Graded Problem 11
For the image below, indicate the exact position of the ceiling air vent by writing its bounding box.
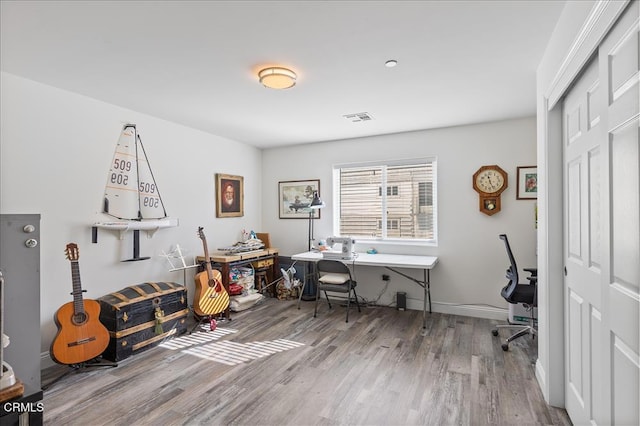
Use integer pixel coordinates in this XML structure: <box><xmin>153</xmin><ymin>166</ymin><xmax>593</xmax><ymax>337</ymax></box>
<box><xmin>343</xmin><ymin>112</ymin><xmax>373</xmax><ymax>122</ymax></box>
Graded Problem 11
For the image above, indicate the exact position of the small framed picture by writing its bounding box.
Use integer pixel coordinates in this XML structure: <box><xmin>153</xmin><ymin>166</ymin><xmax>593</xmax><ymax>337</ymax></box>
<box><xmin>216</xmin><ymin>174</ymin><xmax>244</xmax><ymax>217</ymax></box>
<box><xmin>279</xmin><ymin>179</ymin><xmax>321</xmax><ymax>219</ymax></box>
<box><xmin>517</xmin><ymin>166</ymin><xmax>537</xmax><ymax>199</ymax></box>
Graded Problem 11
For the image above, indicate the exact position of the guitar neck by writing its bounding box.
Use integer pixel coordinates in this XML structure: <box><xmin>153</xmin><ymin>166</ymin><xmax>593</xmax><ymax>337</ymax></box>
<box><xmin>70</xmin><ymin>260</ymin><xmax>86</xmax><ymax>315</ymax></box>
<box><xmin>202</xmin><ymin>237</ymin><xmax>214</xmax><ymax>281</ymax></box>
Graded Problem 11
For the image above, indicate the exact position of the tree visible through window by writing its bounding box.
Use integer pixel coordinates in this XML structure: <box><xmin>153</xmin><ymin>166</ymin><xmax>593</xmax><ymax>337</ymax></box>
<box><xmin>334</xmin><ymin>159</ymin><xmax>437</xmax><ymax>241</ymax></box>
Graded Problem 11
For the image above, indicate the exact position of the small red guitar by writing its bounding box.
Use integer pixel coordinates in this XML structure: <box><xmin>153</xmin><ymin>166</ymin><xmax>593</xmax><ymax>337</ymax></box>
<box><xmin>193</xmin><ymin>227</ymin><xmax>230</xmax><ymax>328</ymax></box>
<box><xmin>50</xmin><ymin>243</ymin><xmax>110</xmax><ymax>365</ymax></box>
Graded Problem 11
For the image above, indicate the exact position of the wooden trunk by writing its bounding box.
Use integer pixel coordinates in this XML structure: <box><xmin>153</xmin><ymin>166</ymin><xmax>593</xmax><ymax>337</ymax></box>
<box><xmin>98</xmin><ymin>282</ymin><xmax>188</xmax><ymax>362</ymax></box>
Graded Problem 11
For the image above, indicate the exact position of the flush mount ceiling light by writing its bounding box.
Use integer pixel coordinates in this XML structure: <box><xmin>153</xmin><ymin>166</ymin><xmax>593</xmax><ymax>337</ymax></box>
<box><xmin>258</xmin><ymin>67</ymin><xmax>297</xmax><ymax>89</ymax></box>
<box><xmin>385</xmin><ymin>59</ymin><xmax>398</xmax><ymax>68</ymax></box>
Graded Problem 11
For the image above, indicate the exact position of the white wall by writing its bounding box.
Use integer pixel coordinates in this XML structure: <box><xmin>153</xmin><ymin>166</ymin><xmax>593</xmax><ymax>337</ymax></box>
<box><xmin>0</xmin><ymin>72</ymin><xmax>263</xmax><ymax>366</ymax></box>
<box><xmin>1</xmin><ymin>72</ymin><xmax>539</xmax><ymax>369</ymax></box>
<box><xmin>262</xmin><ymin>117</ymin><xmax>538</xmax><ymax>316</ymax></box>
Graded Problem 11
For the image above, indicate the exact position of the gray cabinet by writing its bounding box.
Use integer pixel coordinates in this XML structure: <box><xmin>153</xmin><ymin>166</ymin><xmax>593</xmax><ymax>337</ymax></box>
<box><xmin>1</xmin><ymin>214</ymin><xmax>41</xmax><ymax>390</ymax></box>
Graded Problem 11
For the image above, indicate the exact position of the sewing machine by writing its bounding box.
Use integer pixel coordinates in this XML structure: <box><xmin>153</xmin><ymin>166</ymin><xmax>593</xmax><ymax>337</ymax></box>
<box><xmin>322</xmin><ymin>236</ymin><xmax>355</xmax><ymax>260</ymax></box>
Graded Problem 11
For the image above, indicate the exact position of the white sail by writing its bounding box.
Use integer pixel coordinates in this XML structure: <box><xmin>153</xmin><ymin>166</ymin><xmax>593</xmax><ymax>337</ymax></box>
<box><xmin>94</xmin><ymin>124</ymin><xmax>177</xmax><ymax>244</ymax></box>
<box><xmin>103</xmin><ymin>124</ymin><xmax>166</xmax><ymax>220</ymax></box>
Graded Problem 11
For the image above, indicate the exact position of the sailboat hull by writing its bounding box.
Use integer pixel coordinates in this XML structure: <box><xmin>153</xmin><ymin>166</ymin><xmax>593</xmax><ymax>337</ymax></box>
<box><xmin>93</xmin><ymin>218</ymin><xmax>178</xmax><ymax>232</ymax></box>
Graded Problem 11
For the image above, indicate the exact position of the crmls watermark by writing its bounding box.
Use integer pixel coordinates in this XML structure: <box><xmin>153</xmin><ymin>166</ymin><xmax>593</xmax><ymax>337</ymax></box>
<box><xmin>3</xmin><ymin>401</ymin><xmax>44</xmax><ymax>413</ymax></box>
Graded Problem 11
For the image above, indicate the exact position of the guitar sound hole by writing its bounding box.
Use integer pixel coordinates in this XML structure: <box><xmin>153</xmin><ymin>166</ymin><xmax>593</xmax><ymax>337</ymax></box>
<box><xmin>72</xmin><ymin>312</ymin><xmax>88</xmax><ymax>325</ymax></box>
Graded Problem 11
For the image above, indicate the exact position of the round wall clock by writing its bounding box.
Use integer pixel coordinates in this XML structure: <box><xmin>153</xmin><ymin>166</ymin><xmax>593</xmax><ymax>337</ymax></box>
<box><xmin>473</xmin><ymin>165</ymin><xmax>508</xmax><ymax>216</ymax></box>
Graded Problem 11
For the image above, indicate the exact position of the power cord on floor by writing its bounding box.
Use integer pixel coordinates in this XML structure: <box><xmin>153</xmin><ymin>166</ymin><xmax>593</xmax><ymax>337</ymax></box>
<box><xmin>346</xmin><ymin>261</ymin><xmax>394</xmax><ymax>308</ymax></box>
<box><xmin>342</xmin><ymin>262</ymin><xmax>506</xmax><ymax>311</ymax></box>
<box><xmin>368</xmin><ymin>276</ymin><xmax>390</xmax><ymax>306</ymax></box>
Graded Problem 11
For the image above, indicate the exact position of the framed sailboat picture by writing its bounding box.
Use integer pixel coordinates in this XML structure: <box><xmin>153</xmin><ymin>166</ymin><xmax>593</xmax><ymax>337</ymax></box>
<box><xmin>278</xmin><ymin>179</ymin><xmax>320</xmax><ymax>219</ymax></box>
<box><xmin>216</xmin><ymin>174</ymin><xmax>244</xmax><ymax>217</ymax></box>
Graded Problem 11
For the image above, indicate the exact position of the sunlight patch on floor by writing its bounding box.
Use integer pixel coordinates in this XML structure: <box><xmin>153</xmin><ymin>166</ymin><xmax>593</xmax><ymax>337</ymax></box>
<box><xmin>184</xmin><ymin>338</ymin><xmax>304</xmax><ymax>366</ymax></box>
<box><xmin>158</xmin><ymin>326</ymin><xmax>305</xmax><ymax>365</ymax></box>
<box><xmin>158</xmin><ymin>327</ymin><xmax>238</xmax><ymax>349</ymax></box>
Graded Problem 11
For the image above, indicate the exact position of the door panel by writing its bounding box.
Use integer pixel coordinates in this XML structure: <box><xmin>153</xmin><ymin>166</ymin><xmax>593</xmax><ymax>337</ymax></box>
<box><xmin>567</xmin><ymin>289</ymin><xmax>585</xmax><ymax>404</ymax></box>
<box><xmin>563</xmin><ymin>55</ymin><xmax>600</xmax><ymax>424</ymax></box>
<box><xmin>610</xmin><ymin>121</ymin><xmax>639</xmax><ymax>293</ymax></box>
<box><xmin>612</xmin><ymin>335</ymin><xmax>640</xmax><ymax>425</ymax></box>
<box><xmin>602</xmin><ymin>3</ymin><xmax>639</xmax><ymax>424</ymax></box>
<box><xmin>563</xmin><ymin>2</ymin><xmax>639</xmax><ymax>424</ymax></box>
<box><xmin>590</xmin><ymin>307</ymin><xmax>604</xmax><ymax>422</ymax></box>
<box><xmin>567</xmin><ymin>159</ymin><xmax>582</xmax><ymax>260</ymax></box>
<box><xmin>588</xmin><ymin>147</ymin><xmax>602</xmax><ymax>269</ymax></box>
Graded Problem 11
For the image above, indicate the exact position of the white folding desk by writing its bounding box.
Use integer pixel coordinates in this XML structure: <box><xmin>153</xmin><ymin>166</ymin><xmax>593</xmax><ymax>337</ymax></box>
<box><xmin>291</xmin><ymin>251</ymin><xmax>439</xmax><ymax>329</ymax></box>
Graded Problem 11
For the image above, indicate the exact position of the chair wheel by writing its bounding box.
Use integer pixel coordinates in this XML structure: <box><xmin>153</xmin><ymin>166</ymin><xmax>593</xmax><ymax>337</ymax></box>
<box><xmin>501</xmin><ymin>343</ymin><xmax>509</xmax><ymax>351</ymax></box>
<box><xmin>492</xmin><ymin>329</ymin><xmax>499</xmax><ymax>336</ymax></box>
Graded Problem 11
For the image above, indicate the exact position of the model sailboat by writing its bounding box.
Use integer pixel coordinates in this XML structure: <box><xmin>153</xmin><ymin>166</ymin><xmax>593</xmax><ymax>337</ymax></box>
<box><xmin>93</xmin><ymin>124</ymin><xmax>178</xmax><ymax>261</ymax></box>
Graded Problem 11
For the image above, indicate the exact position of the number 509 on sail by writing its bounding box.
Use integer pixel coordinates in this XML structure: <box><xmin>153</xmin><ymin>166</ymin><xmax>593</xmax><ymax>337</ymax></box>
<box><xmin>143</xmin><ymin>196</ymin><xmax>159</xmax><ymax>208</ymax></box>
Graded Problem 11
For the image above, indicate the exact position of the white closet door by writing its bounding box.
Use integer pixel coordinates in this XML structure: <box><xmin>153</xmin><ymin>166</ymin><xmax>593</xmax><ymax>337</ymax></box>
<box><xmin>563</xmin><ymin>1</ymin><xmax>639</xmax><ymax>424</ymax></box>
<box><xmin>563</xmin><ymin>53</ymin><xmax>603</xmax><ymax>426</ymax></box>
<box><xmin>599</xmin><ymin>1</ymin><xmax>640</xmax><ymax>423</ymax></box>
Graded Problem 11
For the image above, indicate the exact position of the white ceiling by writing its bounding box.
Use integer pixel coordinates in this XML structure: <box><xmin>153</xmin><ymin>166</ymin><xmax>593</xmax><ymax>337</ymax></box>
<box><xmin>0</xmin><ymin>1</ymin><xmax>566</xmax><ymax>148</ymax></box>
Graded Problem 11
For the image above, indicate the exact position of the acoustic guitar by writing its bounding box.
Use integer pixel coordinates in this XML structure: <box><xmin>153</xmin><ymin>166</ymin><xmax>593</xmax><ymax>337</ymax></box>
<box><xmin>193</xmin><ymin>227</ymin><xmax>230</xmax><ymax>320</ymax></box>
<box><xmin>50</xmin><ymin>243</ymin><xmax>110</xmax><ymax>365</ymax></box>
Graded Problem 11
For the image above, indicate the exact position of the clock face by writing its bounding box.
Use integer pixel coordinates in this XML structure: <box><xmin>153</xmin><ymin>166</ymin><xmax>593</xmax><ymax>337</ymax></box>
<box><xmin>475</xmin><ymin>169</ymin><xmax>505</xmax><ymax>194</ymax></box>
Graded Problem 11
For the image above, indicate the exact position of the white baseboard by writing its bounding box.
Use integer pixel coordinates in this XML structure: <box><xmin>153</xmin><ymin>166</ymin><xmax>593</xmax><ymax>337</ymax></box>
<box><xmin>407</xmin><ymin>299</ymin><xmax>508</xmax><ymax>321</ymax></box>
<box><xmin>41</xmin><ymin>351</ymin><xmax>57</xmax><ymax>370</ymax></box>
<box><xmin>535</xmin><ymin>358</ymin><xmax>548</xmax><ymax>402</ymax></box>
<box><xmin>323</xmin><ymin>293</ymin><xmax>508</xmax><ymax>321</ymax></box>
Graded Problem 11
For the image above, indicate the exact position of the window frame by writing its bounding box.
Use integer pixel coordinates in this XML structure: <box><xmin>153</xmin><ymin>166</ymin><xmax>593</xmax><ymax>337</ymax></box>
<box><xmin>332</xmin><ymin>157</ymin><xmax>438</xmax><ymax>245</ymax></box>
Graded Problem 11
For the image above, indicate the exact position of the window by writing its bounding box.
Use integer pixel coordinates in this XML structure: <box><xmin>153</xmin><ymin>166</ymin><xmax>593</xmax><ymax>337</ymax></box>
<box><xmin>379</xmin><ymin>186</ymin><xmax>399</xmax><ymax>196</ymax></box>
<box><xmin>377</xmin><ymin>219</ymin><xmax>400</xmax><ymax>230</ymax></box>
<box><xmin>334</xmin><ymin>158</ymin><xmax>437</xmax><ymax>242</ymax></box>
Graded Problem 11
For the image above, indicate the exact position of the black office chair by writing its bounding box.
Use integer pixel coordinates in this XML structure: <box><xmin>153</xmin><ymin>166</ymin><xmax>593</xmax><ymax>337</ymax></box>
<box><xmin>491</xmin><ymin>234</ymin><xmax>538</xmax><ymax>351</ymax></box>
<box><xmin>314</xmin><ymin>260</ymin><xmax>361</xmax><ymax>323</ymax></box>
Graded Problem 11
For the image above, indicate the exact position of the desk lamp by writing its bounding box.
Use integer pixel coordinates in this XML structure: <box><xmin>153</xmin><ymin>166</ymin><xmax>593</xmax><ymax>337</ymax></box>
<box><xmin>308</xmin><ymin>191</ymin><xmax>325</xmax><ymax>251</ymax></box>
<box><xmin>302</xmin><ymin>192</ymin><xmax>325</xmax><ymax>301</ymax></box>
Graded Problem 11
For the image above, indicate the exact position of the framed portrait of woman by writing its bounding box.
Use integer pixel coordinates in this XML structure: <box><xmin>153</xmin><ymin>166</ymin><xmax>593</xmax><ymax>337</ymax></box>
<box><xmin>216</xmin><ymin>174</ymin><xmax>244</xmax><ymax>217</ymax></box>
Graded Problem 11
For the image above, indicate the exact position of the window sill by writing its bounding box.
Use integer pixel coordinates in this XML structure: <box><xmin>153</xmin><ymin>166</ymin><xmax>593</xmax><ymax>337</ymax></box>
<box><xmin>353</xmin><ymin>238</ymin><xmax>437</xmax><ymax>255</ymax></box>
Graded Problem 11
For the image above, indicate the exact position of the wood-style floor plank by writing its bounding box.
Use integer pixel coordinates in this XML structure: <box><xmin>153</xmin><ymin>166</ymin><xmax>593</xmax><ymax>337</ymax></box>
<box><xmin>42</xmin><ymin>297</ymin><xmax>571</xmax><ymax>425</ymax></box>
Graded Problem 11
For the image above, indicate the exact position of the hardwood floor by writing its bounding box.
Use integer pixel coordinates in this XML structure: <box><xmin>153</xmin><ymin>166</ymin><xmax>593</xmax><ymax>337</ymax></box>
<box><xmin>42</xmin><ymin>297</ymin><xmax>571</xmax><ymax>425</ymax></box>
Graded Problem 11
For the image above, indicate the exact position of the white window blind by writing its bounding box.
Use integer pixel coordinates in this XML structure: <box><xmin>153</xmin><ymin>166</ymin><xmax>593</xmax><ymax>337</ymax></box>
<box><xmin>334</xmin><ymin>159</ymin><xmax>437</xmax><ymax>241</ymax></box>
